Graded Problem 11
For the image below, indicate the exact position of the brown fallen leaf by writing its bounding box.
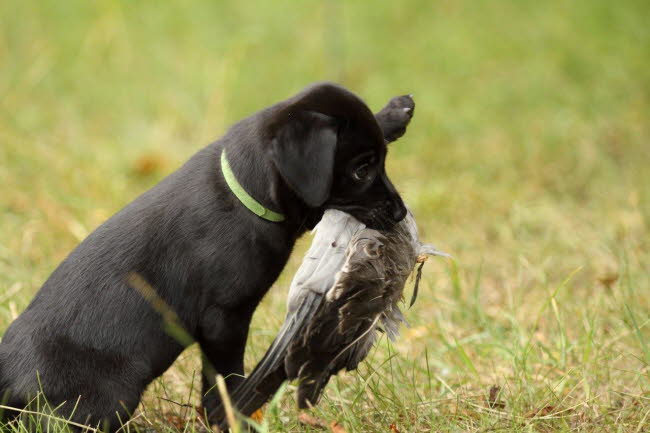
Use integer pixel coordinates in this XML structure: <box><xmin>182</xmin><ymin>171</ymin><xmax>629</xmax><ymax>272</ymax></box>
<box><xmin>194</xmin><ymin>405</ymin><xmax>206</xmax><ymax>418</ymax></box>
<box><xmin>133</xmin><ymin>152</ymin><xmax>168</xmax><ymax>176</ymax></box>
<box><xmin>487</xmin><ymin>385</ymin><xmax>505</xmax><ymax>410</ymax></box>
<box><xmin>330</xmin><ymin>421</ymin><xmax>348</xmax><ymax>433</ymax></box>
<box><xmin>526</xmin><ymin>405</ymin><xmax>556</xmax><ymax>418</ymax></box>
<box><xmin>597</xmin><ymin>271</ymin><xmax>619</xmax><ymax>289</ymax></box>
<box><xmin>165</xmin><ymin>413</ymin><xmax>186</xmax><ymax>430</ymax></box>
<box><xmin>298</xmin><ymin>412</ymin><xmax>327</xmax><ymax>429</ymax></box>
<box><xmin>389</xmin><ymin>423</ymin><xmax>401</xmax><ymax>433</ymax></box>
<box><xmin>251</xmin><ymin>408</ymin><xmax>264</xmax><ymax>423</ymax></box>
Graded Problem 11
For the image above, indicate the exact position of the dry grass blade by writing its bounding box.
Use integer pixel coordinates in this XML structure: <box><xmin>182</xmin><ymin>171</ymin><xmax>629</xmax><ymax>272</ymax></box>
<box><xmin>0</xmin><ymin>405</ymin><xmax>99</xmax><ymax>432</ymax></box>
<box><xmin>216</xmin><ymin>375</ymin><xmax>238</xmax><ymax>433</ymax></box>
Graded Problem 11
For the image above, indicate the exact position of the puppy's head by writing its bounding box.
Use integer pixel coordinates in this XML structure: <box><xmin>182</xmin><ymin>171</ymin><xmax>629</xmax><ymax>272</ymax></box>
<box><xmin>268</xmin><ymin>83</ymin><xmax>406</xmax><ymax>229</ymax></box>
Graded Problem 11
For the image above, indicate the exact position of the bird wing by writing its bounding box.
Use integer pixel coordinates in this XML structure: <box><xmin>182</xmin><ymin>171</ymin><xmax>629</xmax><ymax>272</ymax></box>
<box><xmin>221</xmin><ymin>210</ymin><xmax>366</xmax><ymax>421</ymax></box>
<box><xmin>287</xmin><ymin>230</ymin><xmax>391</xmax><ymax>407</ymax></box>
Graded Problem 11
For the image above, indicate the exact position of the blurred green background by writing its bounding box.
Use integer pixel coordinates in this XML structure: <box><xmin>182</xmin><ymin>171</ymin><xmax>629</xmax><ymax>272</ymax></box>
<box><xmin>1</xmin><ymin>0</ymin><xmax>649</xmax><ymax>431</ymax></box>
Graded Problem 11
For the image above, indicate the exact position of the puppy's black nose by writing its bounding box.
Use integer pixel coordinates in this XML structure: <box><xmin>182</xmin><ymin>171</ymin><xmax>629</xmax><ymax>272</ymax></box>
<box><xmin>391</xmin><ymin>200</ymin><xmax>407</xmax><ymax>222</ymax></box>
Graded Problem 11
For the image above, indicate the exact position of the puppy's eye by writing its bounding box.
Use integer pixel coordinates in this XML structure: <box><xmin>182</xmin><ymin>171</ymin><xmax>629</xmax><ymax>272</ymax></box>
<box><xmin>352</xmin><ymin>163</ymin><xmax>370</xmax><ymax>181</ymax></box>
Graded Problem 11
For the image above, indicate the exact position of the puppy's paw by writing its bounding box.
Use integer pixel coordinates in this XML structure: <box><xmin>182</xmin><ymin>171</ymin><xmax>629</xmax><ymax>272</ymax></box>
<box><xmin>375</xmin><ymin>95</ymin><xmax>415</xmax><ymax>143</ymax></box>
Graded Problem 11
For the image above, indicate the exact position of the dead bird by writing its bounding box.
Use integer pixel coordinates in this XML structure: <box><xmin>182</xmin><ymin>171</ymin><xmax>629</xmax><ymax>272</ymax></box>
<box><xmin>215</xmin><ymin>208</ymin><xmax>448</xmax><ymax>427</ymax></box>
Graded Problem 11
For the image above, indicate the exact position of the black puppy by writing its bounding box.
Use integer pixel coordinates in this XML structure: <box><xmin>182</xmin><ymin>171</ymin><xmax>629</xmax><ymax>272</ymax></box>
<box><xmin>0</xmin><ymin>83</ymin><xmax>414</xmax><ymax>431</ymax></box>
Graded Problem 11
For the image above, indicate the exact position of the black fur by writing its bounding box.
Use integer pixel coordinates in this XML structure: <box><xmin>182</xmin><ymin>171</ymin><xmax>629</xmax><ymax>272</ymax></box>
<box><xmin>0</xmin><ymin>83</ymin><xmax>413</xmax><ymax>431</ymax></box>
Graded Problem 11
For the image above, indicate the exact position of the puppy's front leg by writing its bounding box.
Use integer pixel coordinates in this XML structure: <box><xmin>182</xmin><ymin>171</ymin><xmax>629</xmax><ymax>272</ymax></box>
<box><xmin>198</xmin><ymin>307</ymin><xmax>251</xmax><ymax>422</ymax></box>
<box><xmin>375</xmin><ymin>95</ymin><xmax>415</xmax><ymax>143</ymax></box>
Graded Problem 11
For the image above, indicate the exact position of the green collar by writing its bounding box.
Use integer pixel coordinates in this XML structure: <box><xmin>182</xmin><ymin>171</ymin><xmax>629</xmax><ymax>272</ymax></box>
<box><xmin>220</xmin><ymin>150</ymin><xmax>285</xmax><ymax>222</ymax></box>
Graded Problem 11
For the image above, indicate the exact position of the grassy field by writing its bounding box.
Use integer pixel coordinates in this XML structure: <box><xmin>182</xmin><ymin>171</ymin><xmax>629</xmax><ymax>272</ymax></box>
<box><xmin>1</xmin><ymin>0</ymin><xmax>649</xmax><ymax>431</ymax></box>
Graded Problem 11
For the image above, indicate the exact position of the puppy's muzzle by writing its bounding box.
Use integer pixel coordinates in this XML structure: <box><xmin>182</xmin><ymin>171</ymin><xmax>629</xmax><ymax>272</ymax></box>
<box><xmin>381</xmin><ymin>175</ymin><xmax>407</xmax><ymax>224</ymax></box>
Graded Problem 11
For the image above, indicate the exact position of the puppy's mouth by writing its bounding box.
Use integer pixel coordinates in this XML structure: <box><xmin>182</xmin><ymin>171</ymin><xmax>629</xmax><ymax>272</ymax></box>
<box><xmin>326</xmin><ymin>203</ymin><xmax>402</xmax><ymax>230</ymax></box>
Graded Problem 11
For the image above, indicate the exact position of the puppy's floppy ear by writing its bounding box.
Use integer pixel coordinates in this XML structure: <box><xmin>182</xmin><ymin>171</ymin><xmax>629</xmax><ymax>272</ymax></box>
<box><xmin>271</xmin><ymin>111</ymin><xmax>337</xmax><ymax>208</ymax></box>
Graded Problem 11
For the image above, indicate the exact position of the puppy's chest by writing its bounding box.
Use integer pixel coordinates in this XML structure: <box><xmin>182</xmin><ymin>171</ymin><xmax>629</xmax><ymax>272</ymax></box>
<box><xmin>195</xmin><ymin>225</ymin><xmax>294</xmax><ymax>307</ymax></box>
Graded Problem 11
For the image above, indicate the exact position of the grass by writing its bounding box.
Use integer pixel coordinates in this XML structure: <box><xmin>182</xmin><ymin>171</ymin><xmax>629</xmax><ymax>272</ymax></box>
<box><xmin>1</xmin><ymin>0</ymin><xmax>649</xmax><ymax>431</ymax></box>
